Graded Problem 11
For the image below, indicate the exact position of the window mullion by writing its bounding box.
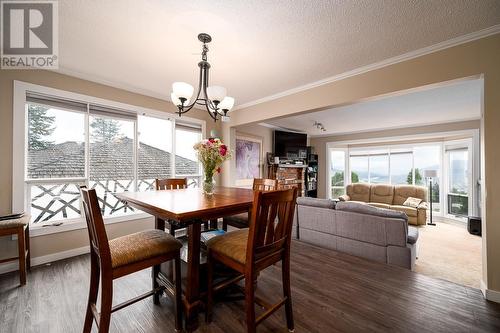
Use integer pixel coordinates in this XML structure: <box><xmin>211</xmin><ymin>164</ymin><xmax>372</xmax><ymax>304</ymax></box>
<box><xmin>85</xmin><ymin>103</ymin><xmax>90</xmax><ymax>187</ymax></box>
<box><xmin>172</xmin><ymin>118</ymin><xmax>176</xmax><ymax>177</ymax></box>
<box><xmin>133</xmin><ymin>119</ymin><xmax>138</xmax><ymax>191</ymax></box>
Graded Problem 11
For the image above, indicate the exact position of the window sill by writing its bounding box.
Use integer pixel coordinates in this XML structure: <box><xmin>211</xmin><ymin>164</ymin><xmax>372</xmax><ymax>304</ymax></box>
<box><xmin>29</xmin><ymin>212</ymin><xmax>152</xmax><ymax>237</ymax></box>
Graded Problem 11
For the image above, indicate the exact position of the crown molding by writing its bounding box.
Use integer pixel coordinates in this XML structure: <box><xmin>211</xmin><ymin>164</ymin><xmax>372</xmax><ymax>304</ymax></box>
<box><xmin>52</xmin><ymin>66</ymin><xmax>171</xmax><ymax>101</ymax></box>
<box><xmin>234</xmin><ymin>25</ymin><xmax>500</xmax><ymax>111</ymax></box>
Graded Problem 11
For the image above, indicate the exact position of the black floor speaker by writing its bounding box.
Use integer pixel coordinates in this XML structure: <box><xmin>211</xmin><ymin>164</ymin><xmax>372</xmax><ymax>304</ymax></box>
<box><xmin>467</xmin><ymin>216</ymin><xmax>482</xmax><ymax>236</ymax></box>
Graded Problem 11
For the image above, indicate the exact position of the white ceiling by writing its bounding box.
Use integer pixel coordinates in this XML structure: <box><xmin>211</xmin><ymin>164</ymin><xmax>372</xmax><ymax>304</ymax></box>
<box><xmin>263</xmin><ymin>79</ymin><xmax>482</xmax><ymax>136</ymax></box>
<box><xmin>58</xmin><ymin>1</ymin><xmax>500</xmax><ymax>106</ymax></box>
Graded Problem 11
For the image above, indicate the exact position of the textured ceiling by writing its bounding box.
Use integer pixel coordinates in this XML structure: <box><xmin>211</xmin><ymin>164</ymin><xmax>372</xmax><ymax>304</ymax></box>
<box><xmin>263</xmin><ymin>79</ymin><xmax>482</xmax><ymax>136</ymax></box>
<box><xmin>58</xmin><ymin>0</ymin><xmax>500</xmax><ymax>106</ymax></box>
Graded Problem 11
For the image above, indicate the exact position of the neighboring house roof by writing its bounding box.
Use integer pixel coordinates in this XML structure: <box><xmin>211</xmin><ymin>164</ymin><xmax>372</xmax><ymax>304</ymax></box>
<box><xmin>27</xmin><ymin>137</ymin><xmax>199</xmax><ymax>180</ymax></box>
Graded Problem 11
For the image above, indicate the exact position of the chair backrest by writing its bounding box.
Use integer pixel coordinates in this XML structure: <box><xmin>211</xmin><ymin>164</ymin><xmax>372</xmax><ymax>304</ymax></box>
<box><xmin>156</xmin><ymin>178</ymin><xmax>188</xmax><ymax>190</ymax></box>
<box><xmin>252</xmin><ymin>178</ymin><xmax>278</xmax><ymax>191</ymax></box>
<box><xmin>80</xmin><ymin>186</ymin><xmax>112</xmax><ymax>268</ymax></box>
<box><xmin>246</xmin><ymin>188</ymin><xmax>298</xmax><ymax>270</ymax></box>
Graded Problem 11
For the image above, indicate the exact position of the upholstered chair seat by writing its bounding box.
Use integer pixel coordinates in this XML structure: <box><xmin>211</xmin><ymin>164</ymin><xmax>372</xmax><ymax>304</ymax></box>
<box><xmin>206</xmin><ymin>228</ymin><xmax>249</xmax><ymax>265</ymax></box>
<box><xmin>0</xmin><ymin>215</ymin><xmax>29</xmax><ymax>228</ymax></box>
<box><xmin>222</xmin><ymin>213</ymin><xmax>249</xmax><ymax>229</ymax></box>
<box><xmin>0</xmin><ymin>214</ymin><xmax>30</xmax><ymax>285</ymax></box>
<box><xmin>109</xmin><ymin>230</ymin><xmax>183</xmax><ymax>269</ymax></box>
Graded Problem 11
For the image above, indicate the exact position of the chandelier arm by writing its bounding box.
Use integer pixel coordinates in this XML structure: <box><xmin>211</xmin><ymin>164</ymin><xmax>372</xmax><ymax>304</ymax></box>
<box><xmin>178</xmin><ymin>65</ymin><xmax>205</xmax><ymax>111</ymax></box>
<box><xmin>204</xmin><ymin>102</ymin><xmax>218</xmax><ymax>121</ymax></box>
<box><xmin>202</xmin><ymin>72</ymin><xmax>218</xmax><ymax>112</ymax></box>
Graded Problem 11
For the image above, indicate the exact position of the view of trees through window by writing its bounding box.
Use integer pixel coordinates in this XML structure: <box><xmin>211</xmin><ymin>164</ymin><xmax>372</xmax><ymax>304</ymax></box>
<box><xmin>26</xmin><ymin>101</ymin><xmax>202</xmax><ymax>224</ymax></box>
<box><xmin>330</xmin><ymin>145</ymin><xmax>442</xmax><ymax>213</ymax></box>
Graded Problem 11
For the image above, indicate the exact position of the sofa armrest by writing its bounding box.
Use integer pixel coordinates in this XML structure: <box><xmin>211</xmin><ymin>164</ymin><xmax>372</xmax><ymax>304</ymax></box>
<box><xmin>416</xmin><ymin>202</ymin><xmax>428</xmax><ymax>225</ymax></box>
<box><xmin>338</xmin><ymin>194</ymin><xmax>350</xmax><ymax>202</ymax></box>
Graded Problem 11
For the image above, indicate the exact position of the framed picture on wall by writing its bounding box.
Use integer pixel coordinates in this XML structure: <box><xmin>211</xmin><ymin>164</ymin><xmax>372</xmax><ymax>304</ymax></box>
<box><xmin>235</xmin><ymin>135</ymin><xmax>263</xmax><ymax>187</ymax></box>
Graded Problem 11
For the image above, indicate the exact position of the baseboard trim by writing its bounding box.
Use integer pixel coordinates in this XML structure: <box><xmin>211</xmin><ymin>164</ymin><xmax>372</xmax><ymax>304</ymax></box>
<box><xmin>0</xmin><ymin>245</ymin><xmax>90</xmax><ymax>276</ymax></box>
<box><xmin>480</xmin><ymin>280</ymin><xmax>500</xmax><ymax>304</ymax></box>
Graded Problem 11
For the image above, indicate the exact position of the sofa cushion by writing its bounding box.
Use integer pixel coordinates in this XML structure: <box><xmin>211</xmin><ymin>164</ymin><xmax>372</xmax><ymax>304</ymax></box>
<box><xmin>403</xmin><ymin>197</ymin><xmax>422</xmax><ymax>208</ymax></box>
<box><xmin>370</xmin><ymin>184</ymin><xmax>394</xmax><ymax>205</ymax></box>
<box><xmin>390</xmin><ymin>205</ymin><xmax>418</xmax><ymax>217</ymax></box>
<box><xmin>346</xmin><ymin>183</ymin><xmax>371</xmax><ymax>202</ymax></box>
<box><xmin>393</xmin><ymin>185</ymin><xmax>427</xmax><ymax>206</ymax></box>
<box><xmin>336</xmin><ymin>201</ymin><xmax>408</xmax><ymax>220</ymax></box>
<box><xmin>297</xmin><ymin>197</ymin><xmax>336</xmax><ymax>209</ymax></box>
<box><xmin>367</xmin><ymin>202</ymin><xmax>391</xmax><ymax>209</ymax></box>
<box><xmin>407</xmin><ymin>226</ymin><xmax>419</xmax><ymax>244</ymax></box>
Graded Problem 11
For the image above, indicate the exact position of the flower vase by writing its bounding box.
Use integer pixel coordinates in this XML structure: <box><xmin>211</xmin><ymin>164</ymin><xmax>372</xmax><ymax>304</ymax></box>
<box><xmin>202</xmin><ymin>174</ymin><xmax>215</xmax><ymax>195</ymax></box>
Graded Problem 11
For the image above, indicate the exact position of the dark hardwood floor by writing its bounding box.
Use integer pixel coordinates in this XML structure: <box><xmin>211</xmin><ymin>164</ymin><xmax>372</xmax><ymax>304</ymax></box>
<box><xmin>1</xmin><ymin>240</ymin><xmax>500</xmax><ymax>333</ymax></box>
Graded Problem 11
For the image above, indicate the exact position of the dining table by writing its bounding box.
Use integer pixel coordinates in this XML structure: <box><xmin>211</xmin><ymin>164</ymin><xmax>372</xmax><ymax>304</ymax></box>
<box><xmin>116</xmin><ymin>186</ymin><xmax>254</xmax><ymax>331</ymax></box>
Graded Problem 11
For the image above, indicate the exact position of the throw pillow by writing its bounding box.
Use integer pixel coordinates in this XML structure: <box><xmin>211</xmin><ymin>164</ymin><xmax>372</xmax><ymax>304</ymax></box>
<box><xmin>403</xmin><ymin>197</ymin><xmax>422</xmax><ymax>208</ymax></box>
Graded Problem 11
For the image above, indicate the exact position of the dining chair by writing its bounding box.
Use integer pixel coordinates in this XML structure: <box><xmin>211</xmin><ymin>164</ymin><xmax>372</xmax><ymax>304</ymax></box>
<box><xmin>222</xmin><ymin>178</ymin><xmax>278</xmax><ymax>231</ymax></box>
<box><xmin>80</xmin><ymin>187</ymin><xmax>183</xmax><ymax>333</ymax></box>
<box><xmin>206</xmin><ymin>187</ymin><xmax>298</xmax><ymax>333</ymax></box>
<box><xmin>156</xmin><ymin>178</ymin><xmax>188</xmax><ymax>191</ymax></box>
<box><xmin>156</xmin><ymin>178</ymin><xmax>209</xmax><ymax>234</ymax></box>
<box><xmin>0</xmin><ymin>214</ymin><xmax>30</xmax><ymax>285</ymax></box>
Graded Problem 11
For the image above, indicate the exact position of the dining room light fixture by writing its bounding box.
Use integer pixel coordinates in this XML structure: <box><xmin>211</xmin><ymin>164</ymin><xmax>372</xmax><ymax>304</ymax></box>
<box><xmin>170</xmin><ymin>33</ymin><xmax>234</xmax><ymax>122</ymax></box>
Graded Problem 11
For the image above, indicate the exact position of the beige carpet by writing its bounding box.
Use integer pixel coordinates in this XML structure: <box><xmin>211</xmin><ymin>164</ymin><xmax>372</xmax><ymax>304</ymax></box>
<box><xmin>414</xmin><ymin>221</ymin><xmax>482</xmax><ymax>288</ymax></box>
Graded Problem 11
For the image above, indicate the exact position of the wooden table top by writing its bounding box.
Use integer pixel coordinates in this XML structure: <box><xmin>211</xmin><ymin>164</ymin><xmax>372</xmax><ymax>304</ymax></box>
<box><xmin>116</xmin><ymin>186</ymin><xmax>254</xmax><ymax>222</ymax></box>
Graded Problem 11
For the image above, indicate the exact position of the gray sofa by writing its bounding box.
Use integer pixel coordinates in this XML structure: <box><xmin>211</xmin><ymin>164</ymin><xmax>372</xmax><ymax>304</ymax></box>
<box><xmin>293</xmin><ymin>197</ymin><xmax>419</xmax><ymax>270</ymax></box>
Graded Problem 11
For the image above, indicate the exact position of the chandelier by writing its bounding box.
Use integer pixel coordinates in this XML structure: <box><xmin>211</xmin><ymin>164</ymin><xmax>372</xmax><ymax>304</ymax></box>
<box><xmin>170</xmin><ymin>33</ymin><xmax>234</xmax><ymax>122</ymax></box>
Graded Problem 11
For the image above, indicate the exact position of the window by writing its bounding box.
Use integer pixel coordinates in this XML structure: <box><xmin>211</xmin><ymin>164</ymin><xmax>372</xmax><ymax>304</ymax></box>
<box><xmin>349</xmin><ymin>152</ymin><xmax>369</xmax><ymax>183</ymax></box>
<box><xmin>414</xmin><ymin>145</ymin><xmax>441</xmax><ymax>213</ymax></box>
<box><xmin>175</xmin><ymin>123</ymin><xmax>202</xmax><ymax>187</ymax></box>
<box><xmin>89</xmin><ymin>114</ymin><xmax>136</xmax><ymax>217</ymax></box>
<box><xmin>389</xmin><ymin>150</ymin><xmax>413</xmax><ymax>185</ymax></box>
<box><xmin>26</xmin><ymin>97</ymin><xmax>87</xmax><ymax>224</ymax></box>
<box><xmin>330</xmin><ymin>150</ymin><xmax>346</xmax><ymax>198</ymax></box>
<box><xmin>368</xmin><ymin>150</ymin><xmax>389</xmax><ymax>184</ymax></box>
<box><xmin>23</xmin><ymin>91</ymin><xmax>204</xmax><ymax>226</ymax></box>
<box><xmin>447</xmin><ymin>147</ymin><xmax>469</xmax><ymax>216</ymax></box>
<box><xmin>138</xmin><ymin>115</ymin><xmax>173</xmax><ymax>191</ymax></box>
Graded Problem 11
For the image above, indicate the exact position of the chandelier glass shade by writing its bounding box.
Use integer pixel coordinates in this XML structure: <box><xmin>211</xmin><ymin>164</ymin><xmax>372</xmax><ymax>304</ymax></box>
<box><xmin>170</xmin><ymin>33</ymin><xmax>234</xmax><ymax>122</ymax></box>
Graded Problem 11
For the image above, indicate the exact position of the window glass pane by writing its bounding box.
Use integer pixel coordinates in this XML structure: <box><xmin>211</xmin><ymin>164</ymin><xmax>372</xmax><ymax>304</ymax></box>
<box><xmin>369</xmin><ymin>153</ymin><xmax>389</xmax><ymax>183</ymax></box>
<box><xmin>175</xmin><ymin>127</ymin><xmax>201</xmax><ymax>177</ymax></box>
<box><xmin>390</xmin><ymin>152</ymin><xmax>413</xmax><ymax>185</ymax></box>
<box><xmin>414</xmin><ymin>145</ymin><xmax>441</xmax><ymax>212</ymax></box>
<box><xmin>27</xmin><ymin>103</ymin><xmax>85</xmax><ymax>179</ymax></box>
<box><xmin>449</xmin><ymin>149</ymin><xmax>468</xmax><ymax>195</ymax></box>
<box><xmin>330</xmin><ymin>150</ymin><xmax>345</xmax><ymax>187</ymax></box>
<box><xmin>448</xmin><ymin>148</ymin><xmax>468</xmax><ymax>216</ymax></box>
<box><xmin>89</xmin><ymin>115</ymin><xmax>136</xmax><ymax>217</ymax></box>
<box><xmin>30</xmin><ymin>182</ymin><xmax>83</xmax><ymax>224</ymax></box>
<box><xmin>350</xmin><ymin>155</ymin><xmax>368</xmax><ymax>183</ymax></box>
<box><xmin>137</xmin><ymin>115</ymin><xmax>173</xmax><ymax>191</ymax></box>
<box><xmin>332</xmin><ymin>187</ymin><xmax>346</xmax><ymax>199</ymax></box>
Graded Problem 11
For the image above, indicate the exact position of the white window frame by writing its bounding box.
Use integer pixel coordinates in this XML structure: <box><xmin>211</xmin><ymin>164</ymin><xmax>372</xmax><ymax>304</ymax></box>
<box><xmin>13</xmin><ymin>81</ymin><xmax>206</xmax><ymax>236</ymax></box>
<box><xmin>327</xmin><ymin>147</ymin><xmax>348</xmax><ymax>199</ymax></box>
<box><xmin>443</xmin><ymin>138</ymin><xmax>474</xmax><ymax>220</ymax></box>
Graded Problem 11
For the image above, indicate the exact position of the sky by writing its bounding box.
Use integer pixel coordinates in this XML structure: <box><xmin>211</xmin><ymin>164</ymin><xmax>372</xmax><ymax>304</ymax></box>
<box><xmin>39</xmin><ymin>108</ymin><xmax>200</xmax><ymax>161</ymax></box>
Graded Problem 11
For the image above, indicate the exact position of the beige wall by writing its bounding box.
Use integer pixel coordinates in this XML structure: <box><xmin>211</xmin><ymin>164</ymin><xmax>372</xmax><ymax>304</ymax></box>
<box><xmin>234</xmin><ymin>123</ymin><xmax>274</xmax><ymax>180</ymax></box>
<box><xmin>0</xmin><ymin>69</ymin><xmax>221</xmax><ymax>264</ymax></box>
<box><xmin>311</xmin><ymin>120</ymin><xmax>480</xmax><ymax>198</ymax></box>
<box><xmin>230</xmin><ymin>34</ymin><xmax>500</xmax><ymax>293</ymax></box>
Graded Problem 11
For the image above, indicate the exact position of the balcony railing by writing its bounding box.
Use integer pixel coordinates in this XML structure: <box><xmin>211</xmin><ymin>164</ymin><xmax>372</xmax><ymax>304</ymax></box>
<box><xmin>447</xmin><ymin>193</ymin><xmax>468</xmax><ymax>216</ymax></box>
<box><xmin>29</xmin><ymin>176</ymin><xmax>201</xmax><ymax>224</ymax></box>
